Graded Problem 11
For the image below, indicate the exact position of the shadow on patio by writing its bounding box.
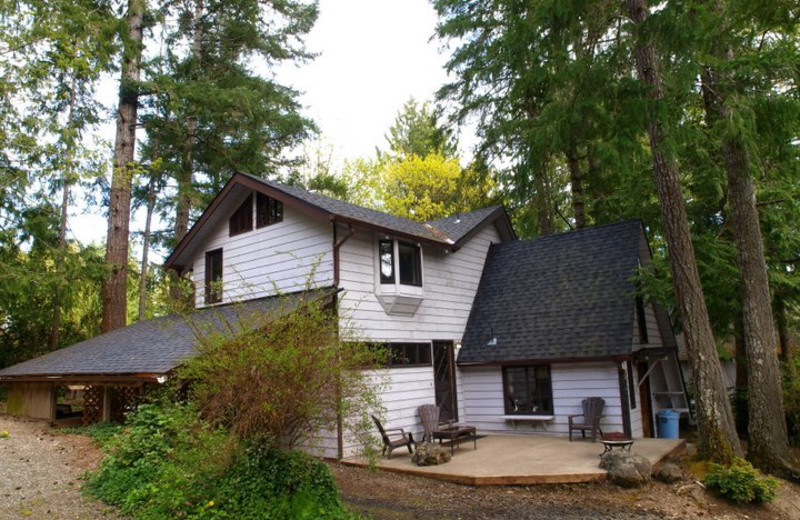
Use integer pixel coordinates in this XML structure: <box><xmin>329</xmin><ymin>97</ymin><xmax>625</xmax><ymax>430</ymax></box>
<box><xmin>342</xmin><ymin>435</ymin><xmax>686</xmax><ymax>486</ymax></box>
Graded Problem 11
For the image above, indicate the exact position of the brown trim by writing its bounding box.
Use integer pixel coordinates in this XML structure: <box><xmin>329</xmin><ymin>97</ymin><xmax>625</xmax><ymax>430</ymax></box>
<box><xmin>332</xmin><ymin>221</ymin><xmax>355</xmax><ymax>287</ymax></box>
<box><xmin>618</xmin><ymin>362</ymin><xmax>632</xmax><ymax>438</ymax></box>
<box><xmin>0</xmin><ymin>373</ymin><xmax>164</xmax><ymax>384</ymax></box>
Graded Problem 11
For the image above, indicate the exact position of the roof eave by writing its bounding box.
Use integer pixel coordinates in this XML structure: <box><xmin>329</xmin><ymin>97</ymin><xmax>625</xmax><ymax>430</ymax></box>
<box><xmin>457</xmin><ymin>353</ymin><xmax>632</xmax><ymax>367</ymax></box>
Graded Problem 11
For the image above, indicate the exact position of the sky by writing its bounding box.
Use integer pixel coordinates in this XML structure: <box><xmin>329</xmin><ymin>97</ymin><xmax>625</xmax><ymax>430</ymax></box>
<box><xmin>279</xmin><ymin>0</ymin><xmax>452</xmax><ymax>161</ymax></box>
<box><xmin>71</xmin><ymin>0</ymin><xmax>455</xmax><ymax>247</ymax></box>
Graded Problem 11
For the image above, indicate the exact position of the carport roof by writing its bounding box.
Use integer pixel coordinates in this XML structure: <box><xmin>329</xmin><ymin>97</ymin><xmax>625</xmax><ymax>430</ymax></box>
<box><xmin>0</xmin><ymin>288</ymin><xmax>335</xmax><ymax>381</ymax></box>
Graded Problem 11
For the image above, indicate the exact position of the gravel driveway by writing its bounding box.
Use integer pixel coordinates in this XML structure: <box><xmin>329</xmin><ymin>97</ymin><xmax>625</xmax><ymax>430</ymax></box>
<box><xmin>0</xmin><ymin>415</ymin><xmax>120</xmax><ymax>520</ymax></box>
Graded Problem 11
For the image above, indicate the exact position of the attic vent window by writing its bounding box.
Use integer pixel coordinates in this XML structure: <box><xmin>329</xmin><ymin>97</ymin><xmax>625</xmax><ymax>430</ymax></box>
<box><xmin>229</xmin><ymin>194</ymin><xmax>253</xmax><ymax>236</ymax></box>
<box><xmin>257</xmin><ymin>192</ymin><xmax>283</xmax><ymax>228</ymax></box>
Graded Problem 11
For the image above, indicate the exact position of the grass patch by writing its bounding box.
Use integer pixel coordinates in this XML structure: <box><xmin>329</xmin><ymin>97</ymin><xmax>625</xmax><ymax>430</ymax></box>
<box><xmin>60</xmin><ymin>422</ymin><xmax>124</xmax><ymax>446</ymax></box>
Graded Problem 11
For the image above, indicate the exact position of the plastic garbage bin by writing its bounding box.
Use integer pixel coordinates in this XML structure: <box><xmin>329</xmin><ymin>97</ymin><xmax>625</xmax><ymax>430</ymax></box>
<box><xmin>657</xmin><ymin>409</ymin><xmax>680</xmax><ymax>439</ymax></box>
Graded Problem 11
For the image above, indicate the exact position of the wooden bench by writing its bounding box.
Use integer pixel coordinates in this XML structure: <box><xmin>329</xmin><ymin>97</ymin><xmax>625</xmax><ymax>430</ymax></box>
<box><xmin>501</xmin><ymin>415</ymin><xmax>555</xmax><ymax>431</ymax></box>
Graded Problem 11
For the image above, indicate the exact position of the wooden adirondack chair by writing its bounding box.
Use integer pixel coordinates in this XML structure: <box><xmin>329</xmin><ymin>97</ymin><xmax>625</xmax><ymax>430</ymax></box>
<box><xmin>568</xmin><ymin>397</ymin><xmax>605</xmax><ymax>441</ymax></box>
<box><xmin>417</xmin><ymin>404</ymin><xmax>440</xmax><ymax>443</ymax></box>
<box><xmin>371</xmin><ymin>414</ymin><xmax>415</xmax><ymax>458</ymax></box>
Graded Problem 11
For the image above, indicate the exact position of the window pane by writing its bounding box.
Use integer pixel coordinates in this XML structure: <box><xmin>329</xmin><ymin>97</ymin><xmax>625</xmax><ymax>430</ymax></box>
<box><xmin>229</xmin><ymin>195</ymin><xmax>253</xmax><ymax>236</ymax></box>
<box><xmin>379</xmin><ymin>240</ymin><xmax>394</xmax><ymax>283</ymax></box>
<box><xmin>205</xmin><ymin>249</ymin><xmax>223</xmax><ymax>304</ymax></box>
<box><xmin>504</xmin><ymin>365</ymin><xmax>552</xmax><ymax>414</ymax></box>
<box><xmin>257</xmin><ymin>193</ymin><xmax>283</xmax><ymax>228</ymax></box>
<box><xmin>398</xmin><ymin>242</ymin><xmax>421</xmax><ymax>286</ymax></box>
<box><xmin>385</xmin><ymin>343</ymin><xmax>431</xmax><ymax>367</ymax></box>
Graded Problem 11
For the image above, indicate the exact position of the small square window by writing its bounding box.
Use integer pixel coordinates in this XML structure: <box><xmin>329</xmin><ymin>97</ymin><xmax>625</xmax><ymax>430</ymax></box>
<box><xmin>257</xmin><ymin>192</ymin><xmax>283</xmax><ymax>228</ymax></box>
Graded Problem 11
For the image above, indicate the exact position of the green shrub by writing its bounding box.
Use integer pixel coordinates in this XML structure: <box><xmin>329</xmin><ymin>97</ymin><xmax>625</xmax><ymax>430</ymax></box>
<box><xmin>87</xmin><ymin>401</ymin><xmax>356</xmax><ymax>519</ymax></box>
<box><xmin>704</xmin><ymin>457</ymin><xmax>779</xmax><ymax>504</ymax></box>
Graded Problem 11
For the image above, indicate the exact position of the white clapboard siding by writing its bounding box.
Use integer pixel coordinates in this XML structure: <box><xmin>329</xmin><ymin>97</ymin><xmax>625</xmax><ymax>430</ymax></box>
<box><xmin>191</xmin><ymin>203</ymin><xmax>334</xmax><ymax>306</ymax></box>
<box><xmin>338</xmin><ymin>224</ymin><xmax>501</xmax><ymax>342</ymax></box>
<box><xmin>629</xmin><ymin>363</ymin><xmax>644</xmax><ymax>438</ymax></box>
<box><xmin>459</xmin><ymin>362</ymin><xmax>640</xmax><ymax>437</ymax></box>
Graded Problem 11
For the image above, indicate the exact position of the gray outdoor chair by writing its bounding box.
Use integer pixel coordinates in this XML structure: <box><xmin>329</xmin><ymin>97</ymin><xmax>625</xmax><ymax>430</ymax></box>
<box><xmin>371</xmin><ymin>414</ymin><xmax>415</xmax><ymax>459</ymax></box>
<box><xmin>417</xmin><ymin>404</ymin><xmax>440</xmax><ymax>443</ymax></box>
<box><xmin>568</xmin><ymin>397</ymin><xmax>605</xmax><ymax>441</ymax></box>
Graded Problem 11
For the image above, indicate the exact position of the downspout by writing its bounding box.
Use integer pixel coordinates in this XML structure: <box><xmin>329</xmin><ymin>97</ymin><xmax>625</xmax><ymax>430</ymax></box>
<box><xmin>332</xmin><ymin>220</ymin><xmax>355</xmax><ymax>288</ymax></box>
<box><xmin>331</xmin><ymin>220</ymin><xmax>354</xmax><ymax>459</ymax></box>
<box><xmin>618</xmin><ymin>362</ymin><xmax>632</xmax><ymax>438</ymax></box>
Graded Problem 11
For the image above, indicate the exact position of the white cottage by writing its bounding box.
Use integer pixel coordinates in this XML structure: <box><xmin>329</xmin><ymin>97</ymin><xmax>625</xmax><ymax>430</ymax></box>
<box><xmin>0</xmin><ymin>172</ymin><xmax>688</xmax><ymax>458</ymax></box>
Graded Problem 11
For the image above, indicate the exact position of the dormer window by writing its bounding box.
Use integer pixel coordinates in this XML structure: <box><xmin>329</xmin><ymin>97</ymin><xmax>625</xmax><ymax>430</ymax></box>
<box><xmin>229</xmin><ymin>194</ymin><xmax>253</xmax><ymax>236</ymax></box>
<box><xmin>379</xmin><ymin>239</ymin><xmax>422</xmax><ymax>287</ymax></box>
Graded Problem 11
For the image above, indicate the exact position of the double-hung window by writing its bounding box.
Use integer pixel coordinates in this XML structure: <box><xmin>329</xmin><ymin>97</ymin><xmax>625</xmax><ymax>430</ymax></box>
<box><xmin>502</xmin><ymin>365</ymin><xmax>553</xmax><ymax>415</ymax></box>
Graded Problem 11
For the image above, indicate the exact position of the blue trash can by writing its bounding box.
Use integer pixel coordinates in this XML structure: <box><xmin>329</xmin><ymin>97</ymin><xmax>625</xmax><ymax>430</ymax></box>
<box><xmin>657</xmin><ymin>409</ymin><xmax>680</xmax><ymax>439</ymax></box>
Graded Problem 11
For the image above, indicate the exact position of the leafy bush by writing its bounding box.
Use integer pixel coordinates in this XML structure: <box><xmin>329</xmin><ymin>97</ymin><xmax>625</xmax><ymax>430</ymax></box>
<box><xmin>179</xmin><ymin>293</ymin><xmax>384</xmax><ymax>449</ymax></box>
<box><xmin>88</xmin><ymin>401</ymin><xmax>356</xmax><ymax>519</ymax></box>
<box><xmin>704</xmin><ymin>457</ymin><xmax>779</xmax><ymax>504</ymax></box>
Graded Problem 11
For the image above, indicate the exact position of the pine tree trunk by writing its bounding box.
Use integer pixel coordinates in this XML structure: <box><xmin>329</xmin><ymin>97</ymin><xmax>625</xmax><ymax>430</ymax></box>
<box><xmin>102</xmin><ymin>0</ymin><xmax>144</xmax><ymax>332</ymax></box>
<box><xmin>50</xmin><ymin>75</ymin><xmax>78</xmax><ymax>349</ymax></box>
<box><xmin>534</xmin><ymin>162</ymin><xmax>555</xmax><ymax>236</ymax></box>
<box><xmin>138</xmin><ymin>173</ymin><xmax>157</xmax><ymax>321</ymax></box>
<box><xmin>626</xmin><ymin>0</ymin><xmax>741</xmax><ymax>463</ymax></box>
<box><xmin>775</xmin><ymin>295</ymin><xmax>791</xmax><ymax>364</ymax></box>
<box><xmin>701</xmin><ymin>10</ymin><xmax>791</xmax><ymax>472</ymax></box>
<box><xmin>566</xmin><ymin>143</ymin><xmax>586</xmax><ymax>229</ymax></box>
<box><xmin>724</xmin><ymin>130</ymin><xmax>790</xmax><ymax>473</ymax></box>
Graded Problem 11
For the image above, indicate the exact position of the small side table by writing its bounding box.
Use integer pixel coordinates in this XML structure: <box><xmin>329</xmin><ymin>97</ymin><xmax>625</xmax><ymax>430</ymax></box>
<box><xmin>600</xmin><ymin>432</ymin><xmax>634</xmax><ymax>456</ymax></box>
<box><xmin>432</xmin><ymin>425</ymin><xmax>477</xmax><ymax>455</ymax></box>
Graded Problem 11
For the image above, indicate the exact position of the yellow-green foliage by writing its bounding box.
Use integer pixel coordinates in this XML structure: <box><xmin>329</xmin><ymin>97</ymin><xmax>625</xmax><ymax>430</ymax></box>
<box><xmin>704</xmin><ymin>457</ymin><xmax>779</xmax><ymax>504</ymax></box>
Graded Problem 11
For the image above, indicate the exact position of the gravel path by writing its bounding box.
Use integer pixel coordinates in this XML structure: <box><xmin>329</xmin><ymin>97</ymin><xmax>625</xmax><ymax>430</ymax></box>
<box><xmin>0</xmin><ymin>415</ymin><xmax>120</xmax><ymax>520</ymax></box>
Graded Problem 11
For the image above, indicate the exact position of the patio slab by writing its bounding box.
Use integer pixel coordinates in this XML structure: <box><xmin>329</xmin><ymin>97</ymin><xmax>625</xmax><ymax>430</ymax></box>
<box><xmin>343</xmin><ymin>435</ymin><xmax>686</xmax><ymax>485</ymax></box>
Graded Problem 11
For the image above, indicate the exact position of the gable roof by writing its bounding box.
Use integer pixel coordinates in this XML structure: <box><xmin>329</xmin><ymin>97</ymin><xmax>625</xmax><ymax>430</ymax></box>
<box><xmin>0</xmin><ymin>289</ymin><xmax>335</xmax><ymax>382</ymax></box>
<box><xmin>164</xmin><ymin>172</ymin><xmax>515</xmax><ymax>271</ymax></box>
<box><xmin>458</xmin><ymin>221</ymin><xmax>646</xmax><ymax>364</ymax></box>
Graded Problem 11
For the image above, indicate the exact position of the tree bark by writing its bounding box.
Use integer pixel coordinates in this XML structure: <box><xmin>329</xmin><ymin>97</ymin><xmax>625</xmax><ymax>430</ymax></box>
<box><xmin>534</xmin><ymin>162</ymin><xmax>555</xmax><ymax>236</ymax></box>
<box><xmin>173</xmin><ymin>0</ymin><xmax>203</xmax><ymax>245</ymax></box>
<box><xmin>50</xmin><ymin>75</ymin><xmax>78</xmax><ymax>349</ymax></box>
<box><xmin>723</xmin><ymin>117</ymin><xmax>790</xmax><ymax>474</ymax></box>
<box><xmin>138</xmin><ymin>172</ymin><xmax>157</xmax><ymax>321</ymax></box>
<box><xmin>775</xmin><ymin>294</ymin><xmax>791</xmax><ymax>364</ymax></box>
<box><xmin>700</xmin><ymin>7</ymin><xmax>791</xmax><ymax>473</ymax></box>
<box><xmin>102</xmin><ymin>0</ymin><xmax>144</xmax><ymax>332</ymax></box>
<box><xmin>626</xmin><ymin>0</ymin><xmax>741</xmax><ymax>463</ymax></box>
<box><xmin>566</xmin><ymin>142</ymin><xmax>586</xmax><ymax>229</ymax></box>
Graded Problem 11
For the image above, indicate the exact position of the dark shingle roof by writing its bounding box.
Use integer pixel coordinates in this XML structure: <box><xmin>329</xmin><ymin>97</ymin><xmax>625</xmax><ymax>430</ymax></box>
<box><xmin>165</xmin><ymin>173</ymin><xmax>514</xmax><ymax>270</ymax></box>
<box><xmin>242</xmin><ymin>173</ymin><xmax>506</xmax><ymax>244</ymax></box>
<box><xmin>0</xmin><ymin>289</ymin><xmax>334</xmax><ymax>380</ymax></box>
<box><xmin>458</xmin><ymin>221</ymin><xmax>644</xmax><ymax>364</ymax></box>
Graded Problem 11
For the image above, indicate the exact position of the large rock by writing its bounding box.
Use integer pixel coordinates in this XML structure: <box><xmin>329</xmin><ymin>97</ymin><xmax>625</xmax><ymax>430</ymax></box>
<box><xmin>600</xmin><ymin>451</ymin><xmax>652</xmax><ymax>488</ymax></box>
<box><xmin>655</xmin><ymin>461</ymin><xmax>683</xmax><ymax>483</ymax></box>
<box><xmin>412</xmin><ymin>442</ymin><xmax>452</xmax><ymax>466</ymax></box>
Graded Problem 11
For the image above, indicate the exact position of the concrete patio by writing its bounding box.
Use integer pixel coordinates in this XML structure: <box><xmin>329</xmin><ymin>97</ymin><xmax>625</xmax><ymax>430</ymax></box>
<box><xmin>343</xmin><ymin>435</ymin><xmax>686</xmax><ymax>486</ymax></box>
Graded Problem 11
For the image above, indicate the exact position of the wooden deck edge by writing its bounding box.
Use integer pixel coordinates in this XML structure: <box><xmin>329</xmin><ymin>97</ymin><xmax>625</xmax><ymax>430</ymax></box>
<box><xmin>651</xmin><ymin>439</ymin><xmax>687</xmax><ymax>473</ymax></box>
<box><xmin>339</xmin><ymin>459</ymin><xmax>607</xmax><ymax>486</ymax></box>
